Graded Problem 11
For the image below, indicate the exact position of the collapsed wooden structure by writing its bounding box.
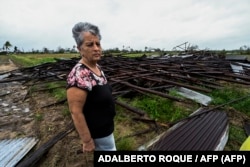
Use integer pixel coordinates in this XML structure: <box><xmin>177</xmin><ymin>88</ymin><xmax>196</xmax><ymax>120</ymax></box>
<box><xmin>0</xmin><ymin>52</ymin><xmax>250</xmax><ymax>165</ymax></box>
<box><xmin>1</xmin><ymin>52</ymin><xmax>249</xmax><ymax>113</ymax></box>
<box><xmin>1</xmin><ymin>52</ymin><xmax>249</xmax><ymax>102</ymax></box>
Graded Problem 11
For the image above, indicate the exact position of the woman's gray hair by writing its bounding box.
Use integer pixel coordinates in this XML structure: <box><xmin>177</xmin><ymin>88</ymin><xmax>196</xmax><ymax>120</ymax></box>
<box><xmin>72</xmin><ymin>22</ymin><xmax>102</xmax><ymax>48</ymax></box>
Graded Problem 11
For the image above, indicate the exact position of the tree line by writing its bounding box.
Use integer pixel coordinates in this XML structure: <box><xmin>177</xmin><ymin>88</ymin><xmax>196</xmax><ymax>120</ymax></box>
<box><xmin>1</xmin><ymin>40</ymin><xmax>250</xmax><ymax>55</ymax></box>
<box><xmin>0</xmin><ymin>41</ymin><xmax>78</xmax><ymax>55</ymax></box>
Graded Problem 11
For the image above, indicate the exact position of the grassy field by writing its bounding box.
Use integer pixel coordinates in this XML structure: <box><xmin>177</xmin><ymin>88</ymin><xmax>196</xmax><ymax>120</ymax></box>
<box><xmin>9</xmin><ymin>53</ymin><xmax>80</xmax><ymax>67</ymax></box>
<box><xmin>6</xmin><ymin>52</ymin><xmax>250</xmax><ymax>67</ymax></box>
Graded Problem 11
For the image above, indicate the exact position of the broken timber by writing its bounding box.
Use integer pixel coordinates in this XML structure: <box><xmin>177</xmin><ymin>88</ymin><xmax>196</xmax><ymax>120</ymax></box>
<box><xmin>0</xmin><ymin>51</ymin><xmax>250</xmax><ymax>158</ymax></box>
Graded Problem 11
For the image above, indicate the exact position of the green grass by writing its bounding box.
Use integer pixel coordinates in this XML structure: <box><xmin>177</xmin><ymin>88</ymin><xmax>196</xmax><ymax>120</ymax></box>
<box><xmin>225</xmin><ymin>125</ymin><xmax>247</xmax><ymax>151</ymax></box>
<box><xmin>209</xmin><ymin>86</ymin><xmax>250</xmax><ymax>115</ymax></box>
<box><xmin>208</xmin><ymin>85</ymin><xmax>250</xmax><ymax>150</ymax></box>
<box><xmin>121</xmin><ymin>94</ymin><xmax>195</xmax><ymax>122</ymax></box>
<box><xmin>46</xmin><ymin>81</ymin><xmax>67</xmax><ymax>101</ymax></box>
<box><xmin>9</xmin><ymin>53</ymin><xmax>79</xmax><ymax>67</ymax></box>
<box><xmin>122</xmin><ymin>53</ymin><xmax>146</xmax><ymax>58</ymax></box>
<box><xmin>121</xmin><ymin>52</ymin><xmax>162</xmax><ymax>58</ymax></box>
<box><xmin>62</xmin><ymin>108</ymin><xmax>71</xmax><ymax>117</ymax></box>
<box><xmin>28</xmin><ymin>81</ymin><xmax>67</xmax><ymax>101</ymax></box>
<box><xmin>35</xmin><ymin>113</ymin><xmax>43</xmax><ymax>121</ymax></box>
<box><xmin>116</xmin><ymin>137</ymin><xmax>136</xmax><ymax>150</ymax></box>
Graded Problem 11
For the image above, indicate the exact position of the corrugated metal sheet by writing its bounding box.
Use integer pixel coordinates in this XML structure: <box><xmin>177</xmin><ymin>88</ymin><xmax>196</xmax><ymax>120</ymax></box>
<box><xmin>225</xmin><ymin>55</ymin><xmax>247</xmax><ymax>61</ymax></box>
<box><xmin>139</xmin><ymin>108</ymin><xmax>228</xmax><ymax>151</ymax></box>
<box><xmin>0</xmin><ymin>137</ymin><xmax>38</xmax><ymax>167</ymax></box>
<box><xmin>236</xmin><ymin>62</ymin><xmax>250</xmax><ymax>68</ymax></box>
<box><xmin>0</xmin><ymin>73</ymin><xmax>11</xmax><ymax>80</ymax></box>
<box><xmin>230</xmin><ymin>63</ymin><xmax>244</xmax><ymax>74</ymax></box>
<box><xmin>176</xmin><ymin>87</ymin><xmax>212</xmax><ymax>106</ymax></box>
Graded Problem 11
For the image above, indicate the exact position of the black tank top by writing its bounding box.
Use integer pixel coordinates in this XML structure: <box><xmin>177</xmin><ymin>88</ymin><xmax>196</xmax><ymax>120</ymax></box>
<box><xmin>83</xmin><ymin>84</ymin><xmax>116</xmax><ymax>138</ymax></box>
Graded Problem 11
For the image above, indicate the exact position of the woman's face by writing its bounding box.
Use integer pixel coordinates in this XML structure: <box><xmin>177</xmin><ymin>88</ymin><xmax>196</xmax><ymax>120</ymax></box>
<box><xmin>79</xmin><ymin>31</ymin><xmax>102</xmax><ymax>62</ymax></box>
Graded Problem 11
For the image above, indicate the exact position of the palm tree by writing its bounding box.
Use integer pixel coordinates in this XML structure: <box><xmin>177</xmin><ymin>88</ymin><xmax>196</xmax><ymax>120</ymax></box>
<box><xmin>3</xmin><ymin>41</ymin><xmax>12</xmax><ymax>52</ymax></box>
<box><xmin>14</xmin><ymin>46</ymin><xmax>18</xmax><ymax>53</ymax></box>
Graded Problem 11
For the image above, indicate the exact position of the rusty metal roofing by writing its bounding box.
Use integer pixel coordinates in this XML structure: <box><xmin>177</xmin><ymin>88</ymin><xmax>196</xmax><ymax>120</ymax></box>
<box><xmin>145</xmin><ymin>108</ymin><xmax>228</xmax><ymax>151</ymax></box>
<box><xmin>0</xmin><ymin>137</ymin><xmax>38</xmax><ymax>167</ymax></box>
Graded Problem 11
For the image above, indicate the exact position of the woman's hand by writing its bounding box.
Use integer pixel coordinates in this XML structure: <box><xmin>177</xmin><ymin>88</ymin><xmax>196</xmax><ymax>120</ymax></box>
<box><xmin>82</xmin><ymin>138</ymin><xmax>95</xmax><ymax>152</ymax></box>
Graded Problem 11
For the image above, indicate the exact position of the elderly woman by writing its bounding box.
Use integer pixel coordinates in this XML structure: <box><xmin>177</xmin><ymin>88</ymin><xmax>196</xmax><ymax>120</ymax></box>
<box><xmin>66</xmin><ymin>22</ymin><xmax>116</xmax><ymax>152</ymax></box>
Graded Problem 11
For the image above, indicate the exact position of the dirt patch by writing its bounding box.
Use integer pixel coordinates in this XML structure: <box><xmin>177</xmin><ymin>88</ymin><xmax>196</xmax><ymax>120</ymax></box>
<box><xmin>0</xmin><ymin>59</ymin><xmax>18</xmax><ymax>72</ymax></box>
<box><xmin>0</xmin><ymin>80</ymin><xmax>93</xmax><ymax>166</ymax></box>
<box><xmin>0</xmin><ymin>62</ymin><xmax>92</xmax><ymax>166</ymax></box>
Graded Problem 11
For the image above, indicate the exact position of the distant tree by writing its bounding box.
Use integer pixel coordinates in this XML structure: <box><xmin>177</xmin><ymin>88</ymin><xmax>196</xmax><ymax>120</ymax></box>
<box><xmin>65</xmin><ymin>48</ymin><xmax>71</xmax><ymax>53</ymax></box>
<box><xmin>247</xmin><ymin>47</ymin><xmax>250</xmax><ymax>54</ymax></box>
<box><xmin>188</xmin><ymin>45</ymin><xmax>199</xmax><ymax>51</ymax></box>
<box><xmin>43</xmin><ymin>47</ymin><xmax>49</xmax><ymax>53</ymax></box>
<box><xmin>115</xmin><ymin>47</ymin><xmax>119</xmax><ymax>52</ymax></box>
<box><xmin>14</xmin><ymin>46</ymin><xmax>18</xmax><ymax>53</ymax></box>
<box><xmin>155</xmin><ymin>48</ymin><xmax>161</xmax><ymax>52</ymax></box>
<box><xmin>3</xmin><ymin>41</ymin><xmax>12</xmax><ymax>52</ymax></box>
<box><xmin>239</xmin><ymin>45</ymin><xmax>250</xmax><ymax>54</ymax></box>
<box><xmin>70</xmin><ymin>45</ymin><xmax>77</xmax><ymax>53</ymax></box>
<box><xmin>57</xmin><ymin>46</ymin><xmax>65</xmax><ymax>53</ymax></box>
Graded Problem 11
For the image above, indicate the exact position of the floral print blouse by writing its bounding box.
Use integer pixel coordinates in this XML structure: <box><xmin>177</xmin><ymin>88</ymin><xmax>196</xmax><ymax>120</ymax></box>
<box><xmin>66</xmin><ymin>63</ymin><xmax>107</xmax><ymax>91</ymax></box>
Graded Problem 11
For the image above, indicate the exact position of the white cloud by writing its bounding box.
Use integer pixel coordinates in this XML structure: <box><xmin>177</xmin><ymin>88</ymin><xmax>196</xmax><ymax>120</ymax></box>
<box><xmin>0</xmin><ymin>0</ymin><xmax>249</xmax><ymax>51</ymax></box>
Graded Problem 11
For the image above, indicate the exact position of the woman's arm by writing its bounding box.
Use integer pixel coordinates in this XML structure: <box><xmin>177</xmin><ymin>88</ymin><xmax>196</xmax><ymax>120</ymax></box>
<box><xmin>67</xmin><ymin>87</ymin><xmax>95</xmax><ymax>152</ymax></box>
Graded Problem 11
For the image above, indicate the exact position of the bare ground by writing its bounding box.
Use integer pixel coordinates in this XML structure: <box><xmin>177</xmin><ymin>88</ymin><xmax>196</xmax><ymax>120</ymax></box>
<box><xmin>0</xmin><ymin>78</ymin><xmax>94</xmax><ymax>166</ymax></box>
<box><xmin>0</xmin><ymin>59</ymin><xmax>18</xmax><ymax>72</ymax></box>
<box><xmin>0</xmin><ymin>63</ymin><xmax>92</xmax><ymax>166</ymax></box>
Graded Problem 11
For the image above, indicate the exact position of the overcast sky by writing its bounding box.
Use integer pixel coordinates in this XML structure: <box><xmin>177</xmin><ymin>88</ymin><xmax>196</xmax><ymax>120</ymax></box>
<box><xmin>0</xmin><ymin>0</ymin><xmax>249</xmax><ymax>52</ymax></box>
